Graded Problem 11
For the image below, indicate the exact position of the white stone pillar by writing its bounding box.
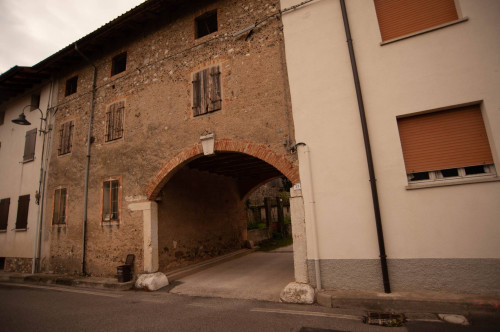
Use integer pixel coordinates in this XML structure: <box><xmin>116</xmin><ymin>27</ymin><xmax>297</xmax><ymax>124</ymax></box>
<box><xmin>290</xmin><ymin>188</ymin><xmax>308</xmax><ymax>283</ymax></box>
<box><xmin>128</xmin><ymin>201</ymin><xmax>159</xmax><ymax>273</ymax></box>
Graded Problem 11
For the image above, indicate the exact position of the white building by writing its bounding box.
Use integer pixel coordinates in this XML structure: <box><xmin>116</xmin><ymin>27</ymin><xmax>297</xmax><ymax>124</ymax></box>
<box><xmin>0</xmin><ymin>67</ymin><xmax>56</xmax><ymax>273</ymax></box>
<box><xmin>282</xmin><ymin>0</ymin><xmax>500</xmax><ymax>294</ymax></box>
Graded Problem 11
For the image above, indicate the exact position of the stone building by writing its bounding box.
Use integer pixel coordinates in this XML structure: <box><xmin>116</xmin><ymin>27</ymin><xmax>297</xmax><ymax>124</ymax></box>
<box><xmin>37</xmin><ymin>0</ymin><xmax>298</xmax><ymax>277</ymax></box>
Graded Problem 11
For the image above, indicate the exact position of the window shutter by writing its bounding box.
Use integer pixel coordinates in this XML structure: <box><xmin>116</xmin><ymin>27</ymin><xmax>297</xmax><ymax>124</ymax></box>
<box><xmin>397</xmin><ymin>105</ymin><xmax>494</xmax><ymax>173</ymax></box>
<box><xmin>16</xmin><ymin>195</ymin><xmax>30</xmax><ymax>229</ymax></box>
<box><xmin>115</xmin><ymin>102</ymin><xmax>124</xmax><ymax>139</ymax></box>
<box><xmin>374</xmin><ymin>0</ymin><xmax>458</xmax><ymax>42</ymax></box>
<box><xmin>106</xmin><ymin>104</ymin><xmax>115</xmax><ymax>141</ymax></box>
<box><xmin>67</xmin><ymin>121</ymin><xmax>74</xmax><ymax>153</ymax></box>
<box><xmin>23</xmin><ymin>129</ymin><xmax>37</xmax><ymax>162</ymax></box>
<box><xmin>209</xmin><ymin>66</ymin><xmax>221</xmax><ymax>112</ymax></box>
<box><xmin>0</xmin><ymin>198</ymin><xmax>10</xmax><ymax>230</ymax></box>
<box><xmin>192</xmin><ymin>72</ymin><xmax>201</xmax><ymax>116</ymax></box>
<box><xmin>201</xmin><ymin>68</ymin><xmax>210</xmax><ymax>115</ymax></box>
<box><xmin>53</xmin><ymin>190</ymin><xmax>60</xmax><ymax>225</ymax></box>
<box><xmin>58</xmin><ymin>125</ymin><xmax>64</xmax><ymax>155</ymax></box>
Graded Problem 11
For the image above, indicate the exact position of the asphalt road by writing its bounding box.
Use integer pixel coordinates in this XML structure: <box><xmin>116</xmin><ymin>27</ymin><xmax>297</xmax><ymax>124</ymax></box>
<box><xmin>1</xmin><ymin>283</ymin><xmax>499</xmax><ymax>332</ymax></box>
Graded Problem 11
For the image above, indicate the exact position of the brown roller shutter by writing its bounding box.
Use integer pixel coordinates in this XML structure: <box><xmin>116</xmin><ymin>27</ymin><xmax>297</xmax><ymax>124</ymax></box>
<box><xmin>397</xmin><ymin>105</ymin><xmax>494</xmax><ymax>173</ymax></box>
<box><xmin>374</xmin><ymin>0</ymin><xmax>458</xmax><ymax>42</ymax></box>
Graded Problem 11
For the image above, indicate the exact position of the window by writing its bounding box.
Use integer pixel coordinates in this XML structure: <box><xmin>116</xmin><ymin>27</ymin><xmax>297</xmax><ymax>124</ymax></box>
<box><xmin>65</xmin><ymin>76</ymin><xmax>78</xmax><ymax>96</ymax></box>
<box><xmin>397</xmin><ymin>105</ymin><xmax>496</xmax><ymax>185</ymax></box>
<box><xmin>111</xmin><ymin>52</ymin><xmax>127</xmax><ymax>76</ymax></box>
<box><xmin>0</xmin><ymin>111</ymin><xmax>4</xmax><ymax>125</ymax></box>
<box><xmin>102</xmin><ymin>179</ymin><xmax>120</xmax><ymax>222</ymax></box>
<box><xmin>195</xmin><ymin>10</ymin><xmax>218</xmax><ymax>38</ymax></box>
<box><xmin>15</xmin><ymin>195</ymin><xmax>30</xmax><ymax>230</ymax></box>
<box><xmin>106</xmin><ymin>101</ymin><xmax>124</xmax><ymax>142</ymax></box>
<box><xmin>192</xmin><ymin>65</ymin><xmax>221</xmax><ymax>116</ymax></box>
<box><xmin>0</xmin><ymin>198</ymin><xmax>10</xmax><ymax>231</ymax></box>
<box><xmin>31</xmin><ymin>94</ymin><xmax>40</xmax><ymax>111</ymax></box>
<box><xmin>58</xmin><ymin>121</ymin><xmax>74</xmax><ymax>155</ymax></box>
<box><xmin>374</xmin><ymin>0</ymin><xmax>459</xmax><ymax>42</ymax></box>
<box><xmin>23</xmin><ymin>128</ymin><xmax>37</xmax><ymax>162</ymax></box>
<box><xmin>52</xmin><ymin>188</ymin><xmax>67</xmax><ymax>225</ymax></box>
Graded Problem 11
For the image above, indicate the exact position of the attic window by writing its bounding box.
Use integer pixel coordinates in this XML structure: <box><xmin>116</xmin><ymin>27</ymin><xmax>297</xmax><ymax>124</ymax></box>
<box><xmin>195</xmin><ymin>10</ymin><xmax>218</xmax><ymax>38</ymax></box>
<box><xmin>31</xmin><ymin>94</ymin><xmax>40</xmax><ymax>111</ymax></box>
<box><xmin>111</xmin><ymin>52</ymin><xmax>127</xmax><ymax>76</ymax></box>
<box><xmin>65</xmin><ymin>76</ymin><xmax>78</xmax><ymax>96</ymax></box>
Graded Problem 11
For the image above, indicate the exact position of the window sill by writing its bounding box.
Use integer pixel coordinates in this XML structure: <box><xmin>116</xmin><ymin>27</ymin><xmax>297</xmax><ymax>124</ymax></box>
<box><xmin>406</xmin><ymin>175</ymin><xmax>500</xmax><ymax>190</ymax></box>
<box><xmin>102</xmin><ymin>221</ymin><xmax>120</xmax><ymax>226</ymax></box>
<box><xmin>14</xmin><ymin>228</ymin><xmax>27</xmax><ymax>232</ymax></box>
<box><xmin>0</xmin><ymin>230</ymin><xmax>6</xmax><ymax>233</ymax></box>
<box><xmin>380</xmin><ymin>17</ymin><xmax>469</xmax><ymax>46</ymax></box>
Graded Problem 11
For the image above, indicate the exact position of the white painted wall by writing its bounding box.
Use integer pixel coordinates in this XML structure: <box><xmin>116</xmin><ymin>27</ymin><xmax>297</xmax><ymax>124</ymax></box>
<box><xmin>0</xmin><ymin>83</ymin><xmax>53</xmax><ymax>263</ymax></box>
<box><xmin>282</xmin><ymin>0</ymin><xmax>500</xmax><ymax>260</ymax></box>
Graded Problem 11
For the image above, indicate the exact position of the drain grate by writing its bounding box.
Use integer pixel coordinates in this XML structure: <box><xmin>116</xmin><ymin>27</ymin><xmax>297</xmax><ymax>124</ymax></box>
<box><xmin>364</xmin><ymin>312</ymin><xmax>406</xmax><ymax>327</ymax></box>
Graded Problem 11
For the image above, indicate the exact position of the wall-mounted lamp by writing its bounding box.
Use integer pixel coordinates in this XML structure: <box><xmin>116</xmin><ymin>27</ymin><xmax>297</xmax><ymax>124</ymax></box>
<box><xmin>12</xmin><ymin>105</ymin><xmax>48</xmax><ymax>135</ymax></box>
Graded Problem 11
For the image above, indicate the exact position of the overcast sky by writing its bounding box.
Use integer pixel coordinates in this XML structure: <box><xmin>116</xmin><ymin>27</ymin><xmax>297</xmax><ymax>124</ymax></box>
<box><xmin>0</xmin><ymin>0</ymin><xmax>145</xmax><ymax>74</ymax></box>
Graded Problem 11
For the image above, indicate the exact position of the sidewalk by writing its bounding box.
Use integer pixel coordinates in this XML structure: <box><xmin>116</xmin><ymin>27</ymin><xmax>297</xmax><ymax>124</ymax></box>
<box><xmin>316</xmin><ymin>289</ymin><xmax>500</xmax><ymax>314</ymax></box>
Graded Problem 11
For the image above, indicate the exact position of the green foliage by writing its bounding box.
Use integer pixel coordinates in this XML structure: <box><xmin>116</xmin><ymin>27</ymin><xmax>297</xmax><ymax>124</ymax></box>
<box><xmin>247</xmin><ymin>222</ymin><xmax>267</xmax><ymax>230</ymax></box>
<box><xmin>257</xmin><ymin>234</ymin><xmax>292</xmax><ymax>251</ymax></box>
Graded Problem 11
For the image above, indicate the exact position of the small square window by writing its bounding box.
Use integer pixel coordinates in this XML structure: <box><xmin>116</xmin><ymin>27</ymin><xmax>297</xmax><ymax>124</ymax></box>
<box><xmin>31</xmin><ymin>94</ymin><xmax>40</xmax><ymax>111</ymax></box>
<box><xmin>111</xmin><ymin>52</ymin><xmax>127</xmax><ymax>76</ymax></box>
<box><xmin>195</xmin><ymin>10</ymin><xmax>218</xmax><ymax>39</ymax></box>
<box><xmin>65</xmin><ymin>76</ymin><xmax>78</xmax><ymax>96</ymax></box>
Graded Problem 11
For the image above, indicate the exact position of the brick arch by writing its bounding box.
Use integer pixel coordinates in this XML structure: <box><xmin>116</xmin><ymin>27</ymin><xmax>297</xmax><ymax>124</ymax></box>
<box><xmin>146</xmin><ymin>139</ymin><xmax>299</xmax><ymax>200</ymax></box>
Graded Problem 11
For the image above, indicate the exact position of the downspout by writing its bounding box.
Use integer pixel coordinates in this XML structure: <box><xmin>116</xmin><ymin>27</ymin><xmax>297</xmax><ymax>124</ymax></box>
<box><xmin>296</xmin><ymin>143</ymin><xmax>322</xmax><ymax>290</ymax></box>
<box><xmin>32</xmin><ymin>79</ymin><xmax>53</xmax><ymax>274</ymax></box>
<box><xmin>74</xmin><ymin>43</ymin><xmax>97</xmax><ymax>276</ymax></box>
<box><xmin>339</xmin><ymin>0</ymin><xmax>391</xmax><ymax>293</ymax></box>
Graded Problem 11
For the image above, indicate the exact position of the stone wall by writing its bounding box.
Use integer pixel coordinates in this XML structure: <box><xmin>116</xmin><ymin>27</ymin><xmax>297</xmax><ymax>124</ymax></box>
<box><xmin>45</xmin><ymin>0</ymin><xmax>297</xmax><ymax>276</ymax></box>
<box><xmin>5</xmin><ymin>257</ymin><xmax>32</xmax><ymax>273</ymax></box>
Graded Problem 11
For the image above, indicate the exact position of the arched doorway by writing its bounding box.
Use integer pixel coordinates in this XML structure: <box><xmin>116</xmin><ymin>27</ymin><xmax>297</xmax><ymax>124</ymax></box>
<box><xmin>146</xmin><ymin>140</ymin><xmax>299</xmax><ymax>274</ymax></box>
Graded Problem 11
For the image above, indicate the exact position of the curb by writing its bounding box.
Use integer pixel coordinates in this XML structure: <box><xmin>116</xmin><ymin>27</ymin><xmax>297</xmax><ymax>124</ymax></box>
<box><xmin>316</xmin><ymin>290</ymin><xmax>500</xmax><ymax>314</ymax></box>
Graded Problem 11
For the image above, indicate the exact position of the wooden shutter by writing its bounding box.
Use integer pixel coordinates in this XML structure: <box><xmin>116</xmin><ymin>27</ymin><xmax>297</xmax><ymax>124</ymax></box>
<box><xmin>16</xmin><ymin>195</ymin><xmax>30</xmax><ymax>229</ymax></box>
<box><xmin>23</xmin><ymin>128</ymin><xmax>37</xmax><ymax>162</ymax></box>
<box><xmin>209</xmin><ymin>66</ymin><xmax>221</xmax><ymax>112</ymax></box>
<box><xmin>192</xmin><ymin>72</ymin><xmax>201</xmax><ymax>116</ymax></box>
<box><xmin>53</xmin><ymin>188</ymin><xmax>67</xmax><ymax>225</ymax></box>
<box><xmin>374</xmin><ymin>0</ymin><xmax>458</xmax><ymax>42</ymax></box>
<box><xmin>397</xmin><ymin>105</ymin><xmax>494</xmax><ymax>173</ymax></box>
<box><xmin>58</xmin><ymin>121</ymin><xmax>73</xmax><ymax>155</ymax></box>
<box><xmin>106</xmin><ymin>104</ymin><xmax>115</xmax><ymax>141</ymax></box>
<box><xmin>201</xmin><ymin>68</ymin><xmax>210</xmax><ymax>115</ymax></box>
<box><xmin>0</xmin><ymin>198</ymin><xmax>10</xmax><ymax>230</ymax></box>
<box><xmin>114</xmin><ymin>102</ymin><xmax>124</xmax><ymax>139</ymax></box>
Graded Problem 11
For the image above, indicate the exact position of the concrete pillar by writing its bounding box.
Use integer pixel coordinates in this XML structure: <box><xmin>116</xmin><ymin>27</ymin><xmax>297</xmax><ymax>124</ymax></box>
<box><xmin>290</xmin><ymin>188</ymin><xmax>308</xmax><ymax>283</ymax></box>
<box><xmin>128</xmin><ymin>201</ymin><xmax>158</xmax><ymax>273</ymax></box>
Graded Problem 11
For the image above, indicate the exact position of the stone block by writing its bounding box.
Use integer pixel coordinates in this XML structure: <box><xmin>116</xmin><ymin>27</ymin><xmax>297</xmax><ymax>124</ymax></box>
<box><xmin>135</xmin><ymin>272</ymin><xmax>169</xmax><ymax>291</ymax></box>
<box><xmin>280</xmin><ymin>282</ymin><xmax>315</xmax><ymax>304</ymax></box>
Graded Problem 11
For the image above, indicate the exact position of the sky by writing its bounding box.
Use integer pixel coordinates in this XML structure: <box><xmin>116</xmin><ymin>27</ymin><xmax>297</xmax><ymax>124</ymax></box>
<box><xmin>0</xmin><ymin>0</ymin><xmax>145</xmax><ymax>74</ymax></box>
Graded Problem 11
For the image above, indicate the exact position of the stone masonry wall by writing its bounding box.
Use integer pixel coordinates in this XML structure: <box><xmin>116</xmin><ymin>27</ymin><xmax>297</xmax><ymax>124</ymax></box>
<box><xmin>45</xmin><ymin>0</ymin><xmax>296</xmax><ymax>276</ymax></box>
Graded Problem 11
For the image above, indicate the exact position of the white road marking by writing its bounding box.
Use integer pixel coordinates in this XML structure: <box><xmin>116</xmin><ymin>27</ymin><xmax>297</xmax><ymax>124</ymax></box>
<box><xmin>250</xmin><ymin>308</ymin><xmax>363</xmax><ymax>321</ymax></box>
<box><xmin>0</xmin><ymin>282</ymin><xmax>123</xmax><ymax>298</ymax></box>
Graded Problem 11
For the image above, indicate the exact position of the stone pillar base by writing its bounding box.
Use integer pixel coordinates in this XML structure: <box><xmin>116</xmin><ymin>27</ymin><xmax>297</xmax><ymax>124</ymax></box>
<box><xmin>135</xmin><ymin>272</ymin><xmax>169</xmax><ymax>291</ymax></box>
<box><xmin>280</xmin><ymin>282</ymin><xmax>315</xmax><ymax>304</ymax></box>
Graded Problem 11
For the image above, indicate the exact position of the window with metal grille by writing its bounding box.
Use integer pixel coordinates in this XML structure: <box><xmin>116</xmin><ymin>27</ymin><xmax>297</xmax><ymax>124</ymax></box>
<box><xmin>65</xmin><ymin>76</ymin><xmax>78</xmax><ymax>96</ymax></box>
<box><xmin>374</xmin><ymin>0</ymin><xmax>459</xmax><ymax>42</ymax></box>
<box><xmin>106</xmin><ymin>101</ymin><xmax>124</xmax><ymax>142</ymax></box>
<box><xmin>58</xmin><ymin>121</ymin><xmax>74</xmax><ymax>155</ymax></box>
<box><xmin>102</xmin><ymin>179</ymin><xmax>120</xmax><ymax>222</ymax></box>
<box><xmin>195</xmin><ymin>10</ymin><xmax>218</xmax><ymax>39</ymax></box>
<box><xmin>52</xmin><ymin>188</ymin><xmax>67</xmax><ymax>225</ymax></box>
<box><xmin>0</xmin><ymin>198</ymin><xmax>10</xmax><ymax>231</ymax></box>
<box><xmin>111</xmin><ymin>52</ymin><xmax>127</xmax><ymax>76</ymax></box>
<box><xmin>192</xmin><ymin>65</ymin><xmax>221</xmax><ymax>116</ymax></box>
<box><xmin>397</xmin><ymin>105</ymin><xmax>496</xmax><ymax>184</ymax></box>
<box><xmin>16</xmin><ymin>195</ymin><xmax>30</xmax><ymax>230</ymax></box>
<box><xmin>23</xmin><ymin>128</ymin><xmax>37</xmax><ymax>162</ymax></box>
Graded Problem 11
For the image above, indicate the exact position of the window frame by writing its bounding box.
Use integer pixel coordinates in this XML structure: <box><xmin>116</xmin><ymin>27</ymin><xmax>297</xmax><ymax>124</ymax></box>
<box><xmin>52</xmin><ymin>188</ymin><xmax>67</xmax><ymax>226</ymax></box>
<box><xmin>0</xmin><ymin>198</ymin><xmax>10</xmax><ymax>231</ymax></box>
<box><xmin>192</xmin><ymin>65</ymin><xmax>222</xmax><ymax>117</ymax></box>
<box><xmin>58</xmin><ymin>120</ymin><xmax>74</xmax><ymax>156</ymax></box>
<box><xmin>65</xmin><ymin>76</ymin><xmax>78</xmax><ymax>96</ymax></box>
<box><xmin>101</xmin><ymin>177</ymin><xmax>122</xmax><ymax>224</ymax></box>
<box><xmin>23</xmin><ymin>128</ymin><xmax>37</xmax><ymax>163</ymax></box>
<box><xmin>195</xmin><ymin>10</ymin><xmax>218</xmax><ymax>39</ymax></box>
<box><xmin>105</xmin><ymin>101</ymin><xmax>125</xmax><ymax>142</ymax></box>
<box><xmin>111</xmin><ymin>52</ymin><xmax>127</xmax><ymax>76</ymax></box>
<box><xmin>15</xmin><ymin>195</ymin><xmax>30</xmax><ymax>230</ymax></box>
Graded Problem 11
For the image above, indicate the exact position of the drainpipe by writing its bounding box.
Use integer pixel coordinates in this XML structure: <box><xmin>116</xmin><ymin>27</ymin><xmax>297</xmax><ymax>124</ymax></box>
<box><xmin>339</xmin><ymin>0</ymin><xmax>391</xmax><ymax>293</ymax></box>
<box><xmin>32</xmin><ymin>80</ymin><xmax>53</xmax><ymax>273</ymax></box>
<box><xmin>296</xmin><ymin>143</ymin><xmax>322</xmax><ymax>290</ymax></box>
<box><xmin>74</xmin><ymin>43</ymin><xmax>97</xmax><ymax>276</ymax></box>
